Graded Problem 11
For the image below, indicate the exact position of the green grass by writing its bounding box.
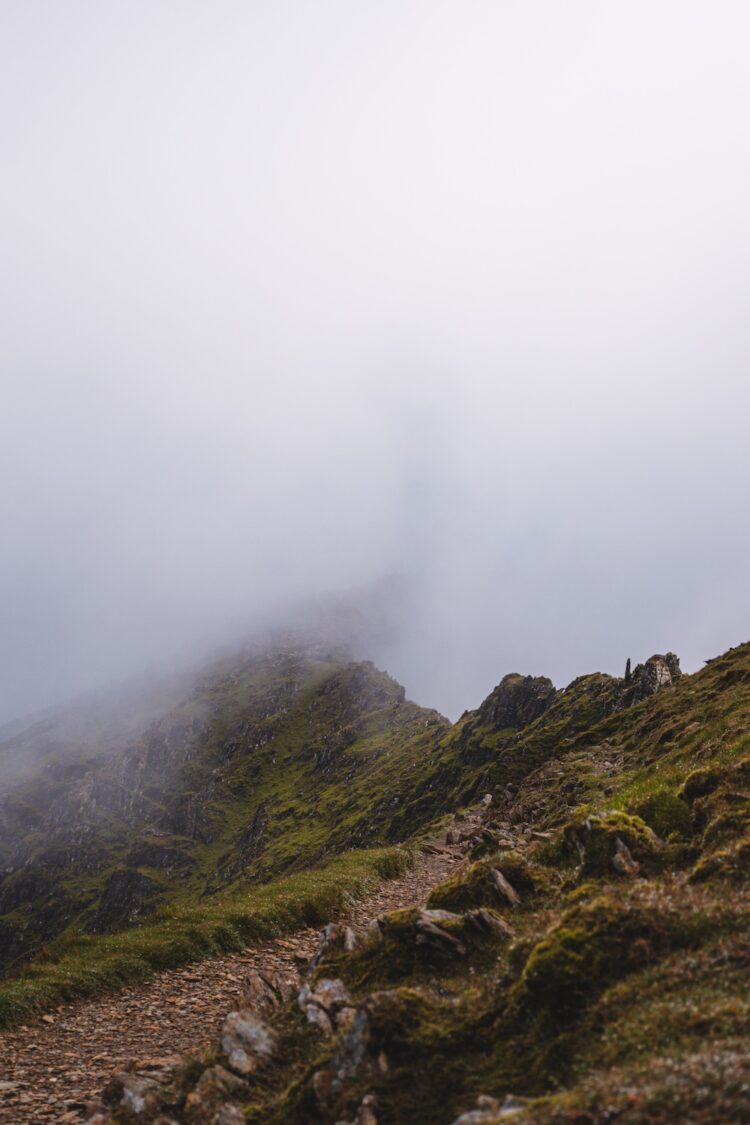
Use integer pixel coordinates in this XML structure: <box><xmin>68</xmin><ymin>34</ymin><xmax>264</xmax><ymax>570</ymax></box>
<box><xmin>0</xmin><ymin>845</ymin><xmax>412</xmax><ymax>1029</ymax></box>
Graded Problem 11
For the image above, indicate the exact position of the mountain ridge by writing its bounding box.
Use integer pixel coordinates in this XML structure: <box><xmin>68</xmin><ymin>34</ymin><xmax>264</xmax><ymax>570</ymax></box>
<box><xmin>3</xmin><ymin>638</ymin><xmax>750</xmax><ymax>1122</ymax></box>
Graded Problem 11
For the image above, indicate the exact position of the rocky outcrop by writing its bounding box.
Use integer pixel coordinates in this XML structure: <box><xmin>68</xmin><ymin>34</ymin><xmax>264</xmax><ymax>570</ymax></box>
<box><xmin>0</xmin><ymin>650</ymin><xmax>451</xmax><ymax>976</ymax></box>
<box><xmin>477</xmin><ymin>674</ymin><xmax>557</xmax><ymax>731</ymax></box>
<box><xmin>622</xmin><ymin>653</ymin><xmax>682</xmax><ymax>705</ymax></box>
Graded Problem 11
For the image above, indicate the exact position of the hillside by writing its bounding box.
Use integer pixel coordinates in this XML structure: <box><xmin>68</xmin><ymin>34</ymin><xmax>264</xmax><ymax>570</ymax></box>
<box><xmin>205</xmin><ymin>640</ymin><xmax>748</xmax><ymax>1125</ymax></box>
<box><xmin>2</xmin><ymin>640</ymin><xmax>750</xmax><ymax>1122</ymax></box>
<box><xmin>0</xmin><ymin>636</ymin><xmax>674</xmax><ymax>981</ymax></box>
<box><xmin>0</xmin><ymin>647</ymin><xmax>447</xmax><ymax>978</ymax></box>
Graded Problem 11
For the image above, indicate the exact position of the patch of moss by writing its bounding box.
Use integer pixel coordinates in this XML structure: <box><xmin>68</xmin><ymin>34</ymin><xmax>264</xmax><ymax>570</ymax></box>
<box><xmin>516</xmin><ymin>891</ymin><xmax>706</xmax><ymax>1016</ymax></box>
<box><xmin>631</xmin><ymin>791</ymin><xmax>692</xmax><ymax>841</ymax></box>
<box><xmin>679</xmin><ymin>766</ymin><xmax>723</xmax><ymax>802</ymax></box>
<box><xmin>426</xmin><ymin>853</ymin><xmax>547</xmax><ymax>912</ymax></box>
<box><xmin>691</xmin><ymin>835</ymin><xmax>750</xmax><ymax>884</ymax></box>
<box><xmin>701</xmin><ymin>806</ymin><xmax>750</xmax><ymax>849</ymax></box>
<box><xmin>555</xmin><ymin>811</ymin><xmax>661</xmax><ymax>877</ymax></box>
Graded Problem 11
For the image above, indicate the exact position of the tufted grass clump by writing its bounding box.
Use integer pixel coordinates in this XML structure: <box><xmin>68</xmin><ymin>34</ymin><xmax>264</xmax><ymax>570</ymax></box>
<box><xmin>630</xmin><ymin>791</ymin><xmax>693</xmax><ymax>841</ymax></box>
<box><xmin>515</xmin><ymin>888</ymin><xmax>724</xmax><ymax>1017</ymax></box>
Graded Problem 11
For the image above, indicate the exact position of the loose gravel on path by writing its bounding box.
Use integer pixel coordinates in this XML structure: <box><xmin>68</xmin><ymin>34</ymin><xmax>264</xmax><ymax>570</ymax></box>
<box><xmin>0</xmin><ymin>844</ymin><xmax>462</xmax><ymax>1123</ymax></box>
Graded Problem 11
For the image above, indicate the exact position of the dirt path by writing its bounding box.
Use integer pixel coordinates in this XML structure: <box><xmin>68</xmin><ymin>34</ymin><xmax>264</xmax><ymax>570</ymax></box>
<box><xmin>0</xmin><ymin>845</ymin><xmax>463</xmax><ymax>1124</ymax></box>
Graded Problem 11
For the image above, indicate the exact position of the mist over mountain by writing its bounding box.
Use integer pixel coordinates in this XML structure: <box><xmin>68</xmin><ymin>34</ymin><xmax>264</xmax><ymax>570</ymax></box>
<box><xmin>2</xmin><ymin>2</ymin><xmax>750</xmax><ymax>726</ymax></box>
<box><xmin>3</xmin><ymin>10</ymin><xmax>750</xmax><ymax>1119</ymax></box>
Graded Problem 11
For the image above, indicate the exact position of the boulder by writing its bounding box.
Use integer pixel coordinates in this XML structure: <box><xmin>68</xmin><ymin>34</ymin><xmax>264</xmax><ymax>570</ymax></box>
<box><xmin>612</xmin><ymin>837</ymin><xmax>640</xmax><ymax>877</ymax></box>
<box><xmin>561</xmin><ymin>811</ymin><xmax>660</xmax><ymax>877</ymax></box>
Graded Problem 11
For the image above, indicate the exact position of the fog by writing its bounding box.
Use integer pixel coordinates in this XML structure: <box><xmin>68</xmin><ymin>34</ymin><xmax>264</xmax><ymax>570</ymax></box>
<box><xmin>2</xmin><ymin>2</ymin><xmax>750</xmax><ymax>724</ymax></box>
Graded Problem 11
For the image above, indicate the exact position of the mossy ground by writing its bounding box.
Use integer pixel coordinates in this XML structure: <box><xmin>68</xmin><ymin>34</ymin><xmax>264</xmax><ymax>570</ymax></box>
<box><xmin>0</xmin><ymin>654</ymin><xmax>447</xmax><ymax>977</ymax></box>
<box><xmin>211</xmin><ymin>642</ymin><xmax>750</xmax><ymax>1124</ymax></box>
<box><xmin>8</xmin><ymin>641</ymin><xmax>750</xmax><ymax>1121</ymax></box>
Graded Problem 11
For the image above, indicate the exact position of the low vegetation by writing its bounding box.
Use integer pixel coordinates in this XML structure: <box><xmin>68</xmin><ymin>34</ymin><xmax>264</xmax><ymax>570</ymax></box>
<box><xmin>148</xmin><ymin>641</ymin><xmax>750</xmax><ymax>1124</ymax></box>
<box><xmin>7</xmin><ymin>640</ymin><xmax>750</xmax><ymax>1121</ymax></box>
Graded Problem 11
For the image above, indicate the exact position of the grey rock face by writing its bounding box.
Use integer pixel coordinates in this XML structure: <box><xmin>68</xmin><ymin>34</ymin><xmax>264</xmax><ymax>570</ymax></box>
<box><xmin>312</xmin><ymin>1007</ymin><xmax>372</xmax><ymax>1102</ymax></box>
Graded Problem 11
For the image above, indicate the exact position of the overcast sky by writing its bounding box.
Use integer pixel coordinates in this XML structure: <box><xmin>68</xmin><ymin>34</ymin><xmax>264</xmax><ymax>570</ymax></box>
<box><xmin>2</xmin><ymin>1</ymin><xmax>750</xmax><ymax>723</ymax></box>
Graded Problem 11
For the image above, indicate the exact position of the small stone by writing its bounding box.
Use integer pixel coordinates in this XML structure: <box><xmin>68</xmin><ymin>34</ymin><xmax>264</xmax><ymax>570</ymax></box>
<box><xmin>491</xmin><ymin>868</ymin><xmax>521</xmax><ymax>908</ymax></box>
<box><xmin>184</xmin><ymin>1066</ymin><xmax>248</xmax><ymax>1122</ymax></box>
<box><xmin>298</xmin><ymin>977</ymin><xmax>353</xmax><ymax>1034</ymax></box>
<box><xmin>305</xmin><ymin>1004</ymin><xmax>334</xmax><ymax>1035</ymax></box>
<box><xmin>336</xmin><ymin>1006</ymin><xmax>357</xmax><ymax>1032</ymax></box>
<box><xmin>451</xmin><ymin>1093</ymin><xmax>501</xmax><ymax>1123</ymax></box>
<box><xmin>238</xmin><ymin>969</ymin><xmax>291</xmax><ymax>1018</ymax></box>
<box><xmin>312</xmin><ymin>1067</ymin><xmax>333</xmax><ymax>1102</ymax></box>
<box><xmin>464</xmin><ymin>908</ymin><xmax>514</xmax><ymax>939</ymax></box>
<box><xmin>214</xmin><ymin>1106</ymin><xmax>246</xmax><ymax>1124</ymax></box>
<box><xmin>355</xmin><ymin>1093</ymin><xmax>379</xmax><ymax>1124</ymax></box>
<box><xmin>499</xmin><ymin>1093</ymin><xmax>529</xmax><ymax>1115</ymax></box>
<box><xmin>310</xmin><ymin>922</ymin><xmax>358</xmax><ymax>968</ymax></box>
<box><xmin>415</xmin><ymin>917</ymin><xmax>466</xmax><ymax>960</ymax></box>
<box><xmin>220</xmin><ymin>1010</ymin><xmax>276</xmax><ymax>1076</ymax></box>
<box><xmin>612</xmin><ymin>837</ymin><xmax>640</xmax><ymax>877</ymax></box>
<box><xmin>312</xmin><ymin>978</ymin><xmax>352</xmax><ymax>1013</ymax></box>
<box><xmin>419</xmin><ymin>908</ymin><xmax>463</xmax><ymax>925</ymax></box>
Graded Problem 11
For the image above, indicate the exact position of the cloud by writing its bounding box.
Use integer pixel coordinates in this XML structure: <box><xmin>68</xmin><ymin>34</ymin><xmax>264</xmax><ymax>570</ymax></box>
<box><xmin>1</xmin><ymin>1</ymin><xmax>749</xmax><ymax>721</ymax></box>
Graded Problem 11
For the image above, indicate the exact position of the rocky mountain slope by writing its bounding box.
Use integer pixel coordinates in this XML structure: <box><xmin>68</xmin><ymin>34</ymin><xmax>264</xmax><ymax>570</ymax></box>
<box><xmin>0</xmin><ymin>636</ymin><xmax>678</xmax><ymax>981</ymax></box>
<box><xmin>0</xmin><ymin>647</ymin><xmax>447</xmax><ymax>976</ymax></box>
<box><xmin>3</xmin><ymin>637</ymin><xmax>750</xmax><ymax>1123</ymax></box>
